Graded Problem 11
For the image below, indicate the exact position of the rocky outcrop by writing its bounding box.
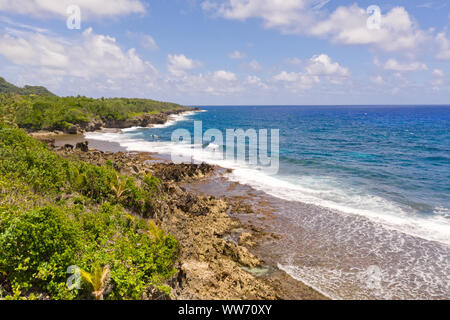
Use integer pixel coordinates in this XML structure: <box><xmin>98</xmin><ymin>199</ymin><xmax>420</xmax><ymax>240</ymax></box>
<box><xmin>54</xmin><ymin>146</ymin><xmax>285</xmax><ymax>300</ymax></box>
<box><xmin>101</xmin><ymin>109</ymin><xmax>189</xmax><ymax>129</ymax></box>
<box><xmin>75</xmin><ymin>141</ymin><xmax>89</xmax><ymax>152</ymax></box>
<box><xmin>28</xmin><ymin>109</ymin><xmax>193</xmax><ymax>135</ymax></box>
<box><xmin>151</xmin><ymin>163</ymin><xmax>215</xmax><ymax>182</ymax></box>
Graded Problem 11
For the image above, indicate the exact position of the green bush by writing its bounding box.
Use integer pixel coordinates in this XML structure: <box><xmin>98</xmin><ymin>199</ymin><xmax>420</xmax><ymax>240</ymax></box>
<box><xmin>0</xmin><ymin>206</ymin><xmax>81</xmax><ymax>299</ymax></box>
<box><xmin>0</xmin><ymin>93</ymin><xmax>188</xmax><ymax>130</ymax></box>
<box><xmin>0</xmin><ymin>127</ymin><xmax>179</xmax><ymax>300</ymax></box>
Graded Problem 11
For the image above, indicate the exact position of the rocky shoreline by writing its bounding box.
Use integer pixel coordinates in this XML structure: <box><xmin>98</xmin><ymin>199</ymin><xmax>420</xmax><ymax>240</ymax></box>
<box><xmin>29</xmin><ymin>108</ymin><xmax>193</xmax><ymax>136</ymax></box>
<box><xmin>40</xmin><ymin>135</ymin><xmax>325</xmax><ymax>300</ymax></box>
<box><xmin>27</xmin><ymin>109</ymin><xmax>326</xmax><ymax>300</ymax></box>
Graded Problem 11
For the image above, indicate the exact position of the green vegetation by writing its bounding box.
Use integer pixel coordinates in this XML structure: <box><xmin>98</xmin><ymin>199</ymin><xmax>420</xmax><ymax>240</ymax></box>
<box><xmin>0</xmin><ymin>77</ymin><xmax>55</xmax><ymax>96</ymax></box>
<box><xmin>0</xmin><ymin>127</ymin><xmax>179</xmax><ymax>300</ymax></box>
<box><xmin>0</xmin><ymin>94</ymin><xmax>187</xmax><ymax>131</ymax></box>
<box><xmin>0</xmin><ymin>77</ymin><xmax>188</xmax><ymax>131</ymax></box>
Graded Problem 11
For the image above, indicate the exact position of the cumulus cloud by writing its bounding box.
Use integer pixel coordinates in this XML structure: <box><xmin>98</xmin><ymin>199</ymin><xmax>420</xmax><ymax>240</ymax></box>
<box><xmin>169</xmin><ymin>70</ymin><xmax>242</xmax><ymax>96</ymax></box>
<box><xmin>436</xmin><ymin>32</ymin><xmax>450</xmax><ymax>60</ymax></box>
<box><xmin>213</xmin><ymin>70</ymin><xmax>237</xmax><ymax>81</ymax></box>
<box><xmin>0</xmin><ymin>0</ymin><xmax>146</xmax><ymax>18</ymax></box>
<box><xmin>0</xmin><ymin>27</ymin><xmax>154</xmax><ymax>78</ymax></box>
<box><xmin>305</xmin><ymin>54</ymin><xmax>349</xmax><ymax>76</ymax></box>
<box><xmin>167</xmin><ymin>54</ymin><xmax>201</xmax><ymax>77</ymax></box>
<box><xmin>202</xmin><ymin>0</ymin><xmax>313</xmax><ymax>32</ymax></box>
<box><xmin>273</xmin><ymin>53</ymin><xmax>349</xmax><ymax>90</ymax></box>
<box><xmin>383</xmin><ymin>58</ymin><xmax>428</xmax><ymax>72</ymax></box>
<box><xmin>430</xmin><ymin>68</ymin><xmax>445</xmax><ymax>89</ymax></box>
<box><xmin>371</xmin><ymin>75</ymin><xmax>385</xmax><ymax>85</ymax></box>
<box><xmin>432</xmin><ymin>69</ymin><xmax>444</xmax><ymax>77</ymax></box>
<box><xmin>245</xmin><ymin>75</ymin><xmax>269</xmax><ymax>89</ymax></box>
<box><xmin>310</xmin><ymin>6</ymin><xmax>427</xmax><ymax>52</ymax></box>
<box><xmin>0</xmin><ymin>27</ymin><xmax>159</xmax><ymax>95</ymax></box>
<box><xmin>203</xmin><ymin>1</ymin><xmax>428</xmax><ymax>53</ymax></box>
<box><xmin>140</xmin><ymin>35</ymin><xmax>158</xmax><ymax>51</ymax></box>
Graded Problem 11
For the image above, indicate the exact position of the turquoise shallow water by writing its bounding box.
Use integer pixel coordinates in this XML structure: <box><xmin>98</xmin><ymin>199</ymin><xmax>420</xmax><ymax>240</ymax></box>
<box><xmin>86</xmin><ymin>105</ymin><xmax>450</xmax><ymax>299</ymax></box>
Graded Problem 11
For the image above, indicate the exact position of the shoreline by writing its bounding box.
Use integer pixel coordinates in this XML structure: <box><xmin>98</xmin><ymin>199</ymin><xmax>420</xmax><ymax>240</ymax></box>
<box><xmin>48</xmin><ymin>120</ymin><xmax>328</xmax><ymax>300</ymax></box>
<box><xmin>46</xmin><ymin>109</ymin><xmax>450</xmax><ymax>300</ymax></box>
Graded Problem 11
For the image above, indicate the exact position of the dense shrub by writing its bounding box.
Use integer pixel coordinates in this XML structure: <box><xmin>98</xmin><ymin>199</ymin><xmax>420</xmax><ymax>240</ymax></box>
<box><xmin>0</xmin><ymin>127</ymin><xmax>71</xmax><ymax>194</ymax></box>
<box><xmin>0</xmin><ymin>128</ymin><xmax>178</xmax><ymax>300</ymax></box>
<box><xmin>0</xmin><ymin>206</ymin><xmax>81</xmax><ymax>299</ymax></box>
<box><xmin>0</xmin><ymin>93</ymin><xmax>187</xmax><ymax>131</ymax></box>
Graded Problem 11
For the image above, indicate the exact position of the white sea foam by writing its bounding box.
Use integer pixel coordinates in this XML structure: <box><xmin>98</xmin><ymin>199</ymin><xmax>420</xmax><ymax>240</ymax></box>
<box><xmin>85</xmin><ymin>121</ymin><xmax>450</xmax><ymax>246</ymax></box>
<box><xmin>152</xmin><ymin>111</ymin><xmax>199</xmax><ymax>129</ymax></box>
<box><xmin>85</xmin><ymin>124</ymin><xmax>450</xmax><ymax>299</ymax></box>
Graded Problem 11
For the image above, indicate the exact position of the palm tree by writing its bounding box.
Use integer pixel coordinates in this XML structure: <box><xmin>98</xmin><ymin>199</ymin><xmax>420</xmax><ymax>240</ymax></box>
<box><xmin>110</xmin><ymin>173</ymin><xmax>128</xmax><ymax>201</ymax></box>
<box><xmin>81</xmin><ymin>265</ymin><xmax>110</xmax><ymax>300</ymax></box>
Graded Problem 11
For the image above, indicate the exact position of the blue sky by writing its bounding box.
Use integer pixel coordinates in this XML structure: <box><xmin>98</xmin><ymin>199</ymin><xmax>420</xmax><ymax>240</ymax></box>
<box><xmin>0</xmin><ymin>0</ymin><xmax>449</xmax><ymax>105</ymax></box>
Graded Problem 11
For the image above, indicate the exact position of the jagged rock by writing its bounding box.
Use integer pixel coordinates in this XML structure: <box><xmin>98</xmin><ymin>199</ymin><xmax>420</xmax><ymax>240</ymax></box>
<box><xmin>238</xmin><ymin>233</ymin><xmax>256</xmax><ymax>248</ymax></box>
<box><xmin>66</xmin><ymin>125</ymin><xmax>79</xmax><ymax>134</ymax></box>
<box><xmin>151</xmin><ymin>163</ymin><xmax>215</xmax><ymax>182</ymax></box>
<box><xmin>63</xmin><ymin>144</ymin><xmax>74</xmax><ymax>150</ymax></box>
<box><xmin>220</xmin><ymin>240</ymin><xmax>262</xmax><ymax>268</ymax></box>
<box><xmin>75</xmin><ymin>141</ymin><xmax>89</xmax><ymax>152</ymax></box>
<box><xmin>142</xmin><ymin>286</ymin><xmax>172</xmax><ymax>300</ymax></box>
<box><xmin>230</xmin><ymin>200</ymin><xmax>254</xmax><ymax>214</ymax></box>
<box><xmin>85</xmin><ymin>119</ymin><xmax>103</xmax><ymax>131</ymax></box>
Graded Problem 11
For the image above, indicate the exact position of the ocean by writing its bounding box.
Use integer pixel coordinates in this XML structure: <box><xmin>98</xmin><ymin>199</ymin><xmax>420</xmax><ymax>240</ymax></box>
<box><xmin>86</xmin><ymin>105</ymin><xmax>450</xmax><ymax>299</ymax></box>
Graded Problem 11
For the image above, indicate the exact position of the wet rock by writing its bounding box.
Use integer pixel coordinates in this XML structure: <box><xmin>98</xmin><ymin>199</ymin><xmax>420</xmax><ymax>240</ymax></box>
<box><xmin>151</xmin><ymin>163</ymin><xmax>215</xmax><ymax>182</ymax></box>
<box><xmin>230</xmin><ymin>200</ymin><xmax>254</xmax><ymax>214</ymax></box>
<box><xmin>220</xmin><ymin>240</ymin><xmax>262</xmax><ymax>268</ymax></box>
<box><xmin>238</xmin><ymin>232</ymin><xmax>256</xmax><ymax>248</ymax></box>
<box><xmin>66</xmin><ymin>125</ymin><xmax>79</xmax><ymax>135</ymax></box>
<box><xmin>63</xmin><ymin>144</ymin><xmax>74</xmax><ymax>151</ymax></box>
<box><xmin>75</xmin><ymin>141</ymin><xmax>89</xmax><ymax>152</ymax></box>
<box><xmin>85</xmin><ymin>119</ymin><xmax>103</xmax><ymax>131</ymax></box>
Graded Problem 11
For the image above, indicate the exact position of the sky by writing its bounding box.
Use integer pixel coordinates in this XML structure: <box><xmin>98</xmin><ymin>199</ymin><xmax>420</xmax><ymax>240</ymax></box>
<box><xmin>0</xmin><ymin>0</ymin><xmax>449</xmax><ymax>105</ymax></box>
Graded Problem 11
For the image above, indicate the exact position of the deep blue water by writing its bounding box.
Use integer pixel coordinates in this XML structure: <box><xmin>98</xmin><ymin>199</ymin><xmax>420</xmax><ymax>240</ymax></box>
<box><xmin>155</xmin><ymin>106</ymin><xmax>450</xmax><ymax>218</ymax></box>
<box><xmin>87</xmin><ymin>105</ymin><xmax>450</xmax><ymax>299</ymax></box>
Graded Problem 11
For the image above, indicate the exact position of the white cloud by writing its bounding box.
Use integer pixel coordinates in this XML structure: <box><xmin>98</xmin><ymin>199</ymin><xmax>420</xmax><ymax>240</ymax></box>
<box><xmin>273</xmin><ymin>53</ymin><xmax>348</xmax><ymax>90</ymax></box>
<box><xmin>273</xmin><ymin>71</ymin><xmax>320</xmax><ymax>90</ymax></box>
<box><xmin>213</xmin><ymin>70</ymin><xmax>237</xmax><ymax>81</ymax></box>
<box><xmin>432</xmin><ymin>69</ymin><xmax>444</xmax><ymax>77</ymax></box>
<box><xmin>371</xmin><ymin>75</ymin><xmax>385</xmax><ymax>85</ymax></box>
<box><xmin>167</xmin><ymin>54</ymin><xmax>201</xmax><ymax>76</ymax></box>
<box><xmin>0</xmin><ymin>0</ymin><xmax>146</xmax><ymax>18</ymax></box>
<box><xmin>431</xmin><ymin>68</ymin><xmax>445</xmax><ymax>89</ymax></box>
<box><xmin>245</xmin><ymin>75</ymin><xmax>268</xmax><ymax>89</ymax></box>
<box><xmin>140</xmin><ymin>35</ymin><xmax>159</xmax><ymax>51</ymax></box>
<box><xmin>229</xmin><ymin>50</ymin><xmax>246</xmax><ymax>59</ymax></box>
<box><xmin>203</xmin><ymin>2</ymin><xmax>428</xmax><ymax>52</ymax></box>
<box><xmin>306</xmin><ymin>54</ymin><xmax>349</xmax><ymax>76</ymax></box>
<box><xmin>383</xmin><ymin>58</ymin><xmax>428</xmax><ymax>72</ymax></box>
<box><xmin>436</xmin><ymin>32</ymin><xmax>450</xmax><ymax>60</ymax></box>
<box><xmin>0</xmin><ymin>27</ymin><xmax>159</xmax><ymax>96</ymax></box>
<box><xmin>310</xmin><ymin>6</ymin><xmax>427</xmax><ymax>52</ymax></box>
<box><xmin>203</xmin><ymin>0</ymin><xmax>312</xmax><ymax>31</ymax></box>
<box><xmin>127</xmin><ymin>31</ymin><xmax>159</xmax><ymax>51</ymax></box>
<box><xmin>0</xmin><ymin>27</ymin><xmax>154</xmax><ymax>78</ymax></box>
<box><xmin>169</xmin><ymin>70</ymin><xmax>243</xmax><ymax>96</ymax></box>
